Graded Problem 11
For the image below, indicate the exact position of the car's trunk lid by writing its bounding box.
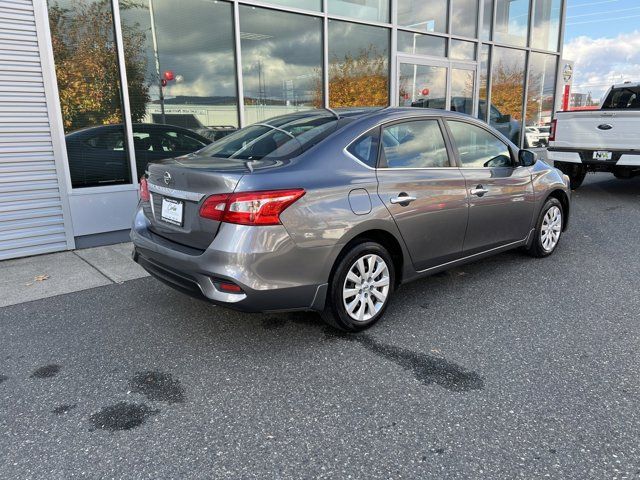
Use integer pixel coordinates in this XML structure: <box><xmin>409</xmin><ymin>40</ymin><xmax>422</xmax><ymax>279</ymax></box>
<box><xmin>143</xmin><ymin>155</ymin><xmax>250</xmax><ymax>250</ymax></box>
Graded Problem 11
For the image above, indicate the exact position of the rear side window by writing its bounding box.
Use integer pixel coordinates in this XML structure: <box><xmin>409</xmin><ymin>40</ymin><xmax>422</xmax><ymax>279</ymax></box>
<box><xmin>347</xmin><ymin>129</ymin><xmax>379</xmax><ymax>168</ymax></box>
<box><xmin>602</xmin><ymin>87</ymin><xmax>640</xmax><ymax>109</ymax></box>
<box><xmin>447</xmin><ymin>120</ymin><xmax>512</xmax><ymax>168</ymax></box>
<box><xmin>380</xmin><ymin>120</ymin><xmax>450</xmax><ymax>169</ymax></box>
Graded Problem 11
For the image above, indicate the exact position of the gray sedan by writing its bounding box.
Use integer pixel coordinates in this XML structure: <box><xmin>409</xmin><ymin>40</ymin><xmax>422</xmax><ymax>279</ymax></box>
<box><xmin>131</xmin><ymin>108</ymin><xmax>571</xmax><ymax>331</ymax></box>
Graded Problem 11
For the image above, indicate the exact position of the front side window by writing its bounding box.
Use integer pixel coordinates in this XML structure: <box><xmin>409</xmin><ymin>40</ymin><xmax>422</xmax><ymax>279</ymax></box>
<box><xmin>380</xmin><ymin>120</ymin><xmax>449</xmax><ymax>169</ymax></box>
<box><xmin>447</xmin><ymin>121</ymin><xmax>512</xmax><ymax>168</ymax></box>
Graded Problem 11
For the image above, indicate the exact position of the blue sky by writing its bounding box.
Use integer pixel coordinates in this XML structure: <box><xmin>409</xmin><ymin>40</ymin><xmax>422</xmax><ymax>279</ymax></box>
<box><xmin>564</xmin><ymin>0</ymin><xmax>640</xmax><ymax>98</ymax></box>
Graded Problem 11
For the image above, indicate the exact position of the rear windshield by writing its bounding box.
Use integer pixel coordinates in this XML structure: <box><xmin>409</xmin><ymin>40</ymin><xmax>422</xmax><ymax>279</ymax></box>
<box><xmin>197</xmin><ymin>113</ymin><xmax>342</xmax><ymax>161</ymax></box>
<box><xmin>602</xmin><ymin>87</ymin><xmax>640</xmax><ymax>109</ymax></box>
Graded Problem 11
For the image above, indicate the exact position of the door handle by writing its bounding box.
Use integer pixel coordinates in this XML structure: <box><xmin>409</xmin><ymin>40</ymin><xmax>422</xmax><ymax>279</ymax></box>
<box><xmin>390</xmin><ymin>194</ymin><xmax>417</xmax><ymax>205</ymax></box>
<box><xmin>470</xmin><ymin>185</ymin><xmax>489</xmax><ymax>197</ymax></box>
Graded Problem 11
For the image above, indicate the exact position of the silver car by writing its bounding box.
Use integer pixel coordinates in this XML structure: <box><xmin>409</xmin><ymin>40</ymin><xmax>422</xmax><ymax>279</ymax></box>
<box><xmin>131</xmin><ymin>108</ymin><xmax>570</xmax><ymax>331</ymax></box>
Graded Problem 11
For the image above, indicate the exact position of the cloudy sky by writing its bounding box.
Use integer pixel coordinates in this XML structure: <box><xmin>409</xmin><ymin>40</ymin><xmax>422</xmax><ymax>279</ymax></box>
<box><xmin>564</xmin><ymin>0</ymin><xmax>640</xmax><ymax>100</ymax></box>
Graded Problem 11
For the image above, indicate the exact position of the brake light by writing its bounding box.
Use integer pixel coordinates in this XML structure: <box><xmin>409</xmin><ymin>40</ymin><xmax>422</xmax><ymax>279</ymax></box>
<box><xmin>549</xmin><ymin>119</ymin><xmax>557</xmax><ymax>142</ymax></box>
<box><xmin>199</xmin><ymin>189</ymin><xmax>305</xmax><ymax>226</ymax></box>
<box><xmin>139</xmin><ymin>177</ymin><xmax>150</xmax><ymax>202</ymax></box>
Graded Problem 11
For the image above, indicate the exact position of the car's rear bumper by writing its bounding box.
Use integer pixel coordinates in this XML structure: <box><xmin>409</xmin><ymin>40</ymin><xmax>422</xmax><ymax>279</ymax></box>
<box><xmin>548</xmin><ymin>148</ymin><xmax>640</xmax><ymax>168</ymax></box>
<box><xmin>130</xmin><ymin>207</ymin><xmax>331</xmax><ymax>313</ymax></box>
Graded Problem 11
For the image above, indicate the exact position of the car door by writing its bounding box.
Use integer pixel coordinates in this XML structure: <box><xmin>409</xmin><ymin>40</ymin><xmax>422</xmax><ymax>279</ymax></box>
<box><xmin>445</xmin><ymin>119</ymin><xmax>535</xmax><ymax>255</ymax></box>
<box><xmin>375</xmin><ymin>118</ymin><xmax>469</xmax><ymax>271</ymax></box>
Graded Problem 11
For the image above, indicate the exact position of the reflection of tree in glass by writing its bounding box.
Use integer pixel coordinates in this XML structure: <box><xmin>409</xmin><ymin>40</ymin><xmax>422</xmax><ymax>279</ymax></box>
<box><xmin>490</xmin><ymin>62</ymin><xmax>536</xmax><ymax>122</ymax></box>
<box><xmin>316</xmin><ymin>45</ymin><xmax>388</xmax><ymax>108</ymax></box>
<box><xmin>49</xmin><ymin>0</ymin><xmax>149</xmax><ymax>132</ymax></box>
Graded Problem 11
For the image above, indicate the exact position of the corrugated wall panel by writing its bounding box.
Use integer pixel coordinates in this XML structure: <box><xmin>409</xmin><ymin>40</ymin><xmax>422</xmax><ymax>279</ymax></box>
<box><xmin>0</xmin><ymin>0</ymin><xmax>71</xmax><ymax>260</ymax></box>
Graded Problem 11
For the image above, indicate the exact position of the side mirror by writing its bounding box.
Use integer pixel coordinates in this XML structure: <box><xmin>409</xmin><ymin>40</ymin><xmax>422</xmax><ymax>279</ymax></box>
<box><xmin>518</xmin><ymin>149</ymin><xmax>537</xmax><ymax>167</ymax></box>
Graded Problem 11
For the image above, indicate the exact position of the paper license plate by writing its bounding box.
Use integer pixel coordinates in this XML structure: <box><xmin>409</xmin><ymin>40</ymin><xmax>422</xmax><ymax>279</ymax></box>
<box><xmin>593</xmin><ymin>151</ymin><xmax>612</xmax><ymax>161</ymax></box>
<box><xmin>161</xmin><ymin>197</ymin><xmax>183</xmax><ymax>226</ymax></box>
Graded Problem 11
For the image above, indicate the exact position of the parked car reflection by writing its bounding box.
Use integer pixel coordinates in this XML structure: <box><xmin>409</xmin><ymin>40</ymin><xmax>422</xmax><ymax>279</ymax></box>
<box><xmin>65</xmin><ymin>123</ymin><xmax>211</xmax><ymax>188</ymax></box>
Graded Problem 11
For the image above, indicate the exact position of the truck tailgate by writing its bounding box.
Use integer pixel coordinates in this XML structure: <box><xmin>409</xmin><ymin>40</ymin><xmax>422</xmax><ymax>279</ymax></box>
<box><xmin>552</xmin><ymin>110</ymin><xmax>640</xmax><ymax>150</ymax></box>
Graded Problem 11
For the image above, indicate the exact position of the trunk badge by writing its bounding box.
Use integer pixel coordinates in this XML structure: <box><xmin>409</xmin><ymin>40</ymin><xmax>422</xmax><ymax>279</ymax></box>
<box><xmin>597</xmin><ymin>124</ymin><xmax>613</xmax><ymax>130</ymax></box>
<box><xmin>163</xmin><ymin>172</ymin><xmax>172</xmax><ymax>185</ymax></box>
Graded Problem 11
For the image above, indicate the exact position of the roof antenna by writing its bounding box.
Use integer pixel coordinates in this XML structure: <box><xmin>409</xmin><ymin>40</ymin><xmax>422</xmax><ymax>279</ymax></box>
<box><xmin>324</xmin><ymin>107</ymin><xmax>340</xmax><ymax>120</ymax></box>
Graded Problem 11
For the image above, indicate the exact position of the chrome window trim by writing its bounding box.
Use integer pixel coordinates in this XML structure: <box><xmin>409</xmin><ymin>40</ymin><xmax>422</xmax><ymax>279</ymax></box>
<box><xmin>148</xmin><ymin>183</ymin><xmax>205</xmax><ymax>202</ymax></box>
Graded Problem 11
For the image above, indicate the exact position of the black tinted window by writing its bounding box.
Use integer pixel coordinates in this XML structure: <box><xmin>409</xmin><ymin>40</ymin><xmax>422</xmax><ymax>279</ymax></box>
<box><xmin>380</xmin><ymin>120</ymin><xmax>449</xmax><ymax>168</ymax></box>
<box><xmin>602</xmin><ymin>87</ymin><xmax>640</xmax><ymax>109</ymax></box>
<box><xmin>348</xmin><ymin>129</ymin><xmax>379</xmax><ymax>167</ymax></box>
<box><xmin>84</xmin><ymin>131</ymin><xmax>124</xmax><ymax>151</ymax></box>
<box><xmin>448</xmin><ymin>121</ymin><xmax>512</xmax><ymax>168</ymax></box>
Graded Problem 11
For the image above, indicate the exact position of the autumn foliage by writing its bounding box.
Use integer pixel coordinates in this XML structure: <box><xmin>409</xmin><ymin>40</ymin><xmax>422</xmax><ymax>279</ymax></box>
<box><xmin>314</xmin><ymin>46</ymin><xmax>389</xmax><ymax>108</ymax></box>
<box><xmin>49</xmin><ymin>0</ymin><xmax>149</xmax><ymax>132</ymax></box>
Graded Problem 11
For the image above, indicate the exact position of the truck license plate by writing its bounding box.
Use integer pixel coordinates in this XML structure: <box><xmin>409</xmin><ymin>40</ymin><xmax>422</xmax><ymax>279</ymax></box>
<box><xmin>161</xmin><ymin>197</ymin><xmax>183</xmax><ymax>226</ymax></box>
<box><xmin>593</xmin><ymin>151</ymin><xmax>612</xmax><ymax>161</ymax></box>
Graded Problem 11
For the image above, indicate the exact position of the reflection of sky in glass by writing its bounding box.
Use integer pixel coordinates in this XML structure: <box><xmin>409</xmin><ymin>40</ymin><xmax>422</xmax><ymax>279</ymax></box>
<box><xmin>327</xmin><ymin>0</ymin><xmax>389</xmax><ymax>23</ymax></box>
<box><xmin>397</xmin><ymin>31</ymin><xmax>446</xmax><ymax>57</ymax></box>
<box><xmin>397</xmin><ymin>0</ymin><xmax>447</xmax><ymax>34</ymax></box>
<box><xmin>526</xmin><ymin>53</ymin><xmax>557</xmax><ymax>126</ymax></box>
<box><xmin>451</xmin><ymin>0</ymin><xmax>478</xmax><ymax>38</ymax></box>
<box><xmin>531</xmin><ymin>0</ymin><xmax>561</xmax><ymax>51</ymax></box>
<box><xmin>495</xmin><ymin>0</ymin><xmax>529</xmax><ymax>46</ymax></box>
<box><xmin>450</xmin><ymin>39</ymin><xmax>476</xmax><ymax>60</ymax></box>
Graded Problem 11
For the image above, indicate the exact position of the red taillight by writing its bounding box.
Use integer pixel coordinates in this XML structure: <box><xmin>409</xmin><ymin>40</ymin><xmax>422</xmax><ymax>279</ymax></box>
<box><xmin>549</xmin><ymin>119</ymin><xmax>557</xmax><ymax>142</ymax></box>
<box><xmin>139</xmin><ymin>177</ymin><xmax>150</xmax><ymax>202</ymax></box>
<box><xmin>199</xmin><ymin>189</ymin><xmax>305</xmax><ymax>226</ymax></box>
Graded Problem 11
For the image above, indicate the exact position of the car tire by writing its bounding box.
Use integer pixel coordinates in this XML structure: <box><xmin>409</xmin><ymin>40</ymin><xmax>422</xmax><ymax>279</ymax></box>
<box><xmin>321</xmin><ymin>241</ymin><xmax>395</xmax><ymax>332</ymax></box>
<box><xmin>526</xmin><ymin>198</ymin><xmax>564</xmax><ymax>258</ymax></box>
<box><xmin>556</xmin><ymin>163</ymin><xmax>586</xmax><ymax>190</ymax></box>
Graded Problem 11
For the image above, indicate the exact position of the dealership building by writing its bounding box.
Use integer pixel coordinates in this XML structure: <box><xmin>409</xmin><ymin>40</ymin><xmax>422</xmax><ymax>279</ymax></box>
<box><xmin>0</xmin><ymin>0</ymin><xmax>566</xmax><ymax>260</ymax></box>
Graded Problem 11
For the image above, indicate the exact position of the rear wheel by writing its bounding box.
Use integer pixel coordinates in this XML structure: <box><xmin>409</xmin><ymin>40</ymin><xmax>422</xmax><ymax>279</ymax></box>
<box><xmin>526</xmin><ymin>198</ymin><xmax>564</xmax><ymax>258</ymax></box>
<box><xmin>556</xmin><ymin>163</ymin><xmax>586</xmax><ymax>190</ymax></box>
<box><xmin>321</xmin><ymin>242</ymin><xmax>395</xmax><ymax>332</ymax></box>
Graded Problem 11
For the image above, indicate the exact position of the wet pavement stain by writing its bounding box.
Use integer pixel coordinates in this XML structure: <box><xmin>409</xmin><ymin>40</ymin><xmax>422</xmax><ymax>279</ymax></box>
<box><xmin>89</xmin><ymin>402</ymin><xmax>158</xmax><ymax>432</ymax></box>
<box><xmin>31</xmin><ymin>364</ymin><xmax>61</xmax><ymax>379</ymax></box>
<box><xmin>0</xmin><ymin>374</ymin><xmax>8</xmax><ymax>384</ymax></box>
<box><xmin>52</xmin><ymin>404</ymin><xmax>76</xmax><ymax>415</ymax></box>
<box><xmin>130</xmin><ymin>371</ymin><xmax>185</xmax><ymax>404</ymax></box>
<box><xmin>324</xmin><ymin>328</ymin><xmax>484</xmax><ymax>392</ymax></box>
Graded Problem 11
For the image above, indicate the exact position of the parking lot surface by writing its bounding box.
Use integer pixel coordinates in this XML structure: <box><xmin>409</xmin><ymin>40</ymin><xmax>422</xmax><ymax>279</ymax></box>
<box><xmin>1</xmin><ymin>173</ymin><xmax>639</xmax><ymax>479</ymax></box>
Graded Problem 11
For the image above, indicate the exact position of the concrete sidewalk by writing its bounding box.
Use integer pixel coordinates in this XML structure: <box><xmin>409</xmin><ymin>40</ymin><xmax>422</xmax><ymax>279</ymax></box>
<box><xmin>0</xmin><ymin>243</ymin><xmax>149</xmax><ymax>308</ymax></box>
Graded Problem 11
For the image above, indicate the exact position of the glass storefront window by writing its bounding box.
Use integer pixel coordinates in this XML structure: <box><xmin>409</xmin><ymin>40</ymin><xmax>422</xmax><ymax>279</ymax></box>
<box><xmin>397</xmin><ymin>0</ymin><xmax>448</xmax><ymax>34</ymax></box>
<box><xmin>494</xmin><ymin>0</ymin><xmax>529</xmax><ymax>47</ymax></box>
<box><xmin>481</xmin><ymin>0</ymin><xmax>493</xmax><ymax>41</ymax></box>
<box><xmin>239</xmin><ymin>6</ymin><xmax>322</xmax><ymax>124</ymax></box>
<box><xmin>489</xmin><ymin>46</ymin><xmax>525</xmax><ymax>145</ymax></box>
<box><xmin>477</xmin><ymin>44</ymin><xmax>490</xmax><ymax>121</ymax></box>
<box><xmin>49</xmin><ymin>0</ymin><xmax>131</xmax><ymax>188</ymax></box>
<box><xmin>450</xmin><ymin>68</ymin><xmax>475</xmax><ymax>114</ymax></box>
<box><xmin>327</xmin><ymin>0</ymin><xmax>389</xmax><ymax>23</ymax></box>
<box><xmin>119</xmin><ymin>0</ymin><xmax>239</xmax><ymax>179</ymax></box>
<box><xmin>397</xmin><ymin>31</ymin><xmax>446</xmax><ymax>57</ymax></box>
<box><xmin>531</xmin><ymin>0</ymin><xmax>561</xmax><ymax>52</ymax></box>
<box><xmin>261</xmin><ymin>0</ymin><xmax>322</xmax><ymax>12</ymax></box>
<box><xmin>450</xmin><ymin>39</ymin><xmax>476</xmax><ymax>60</ymax></box>
<box><xmin>451</xmin><ymin>0</ymin><xmax>479</xmax><ymax>38</ymax></box>
<box><xmin>525</xmin><ymin>53</ymin><xmax>557</xmax><ymax>147</ymax></box>
<box><xmin>328</xmin><ymin>20</ymin><xmax>390</xmax><ymax>108</ymax></box>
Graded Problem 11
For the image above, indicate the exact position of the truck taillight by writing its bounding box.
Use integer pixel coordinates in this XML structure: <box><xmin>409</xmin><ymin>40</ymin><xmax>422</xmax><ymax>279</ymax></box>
<box><xmin>139</xmin><ymin>177</ymin><xmax>150</xmax><ymax>202</ymax></box>
<box><xmin>549</xmin><ymin>119</ymin><xmax>557</xmax><ymax>142</ymax></box>
<box><xmin>199</xmin><ymin>189</ymin><xmax>305</xmax><ymax>226</ymax></box>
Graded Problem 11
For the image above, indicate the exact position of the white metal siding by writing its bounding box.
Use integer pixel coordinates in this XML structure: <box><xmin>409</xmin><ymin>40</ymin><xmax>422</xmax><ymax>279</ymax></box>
<box><xmin>0</xmin><ymin>0</ymin><xmax>71</xmax><ymax>260</ymax></box>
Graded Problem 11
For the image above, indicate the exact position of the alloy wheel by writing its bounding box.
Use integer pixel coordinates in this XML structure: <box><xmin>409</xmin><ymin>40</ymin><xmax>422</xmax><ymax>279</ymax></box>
<box><xmin>342</xmin><ymin>254</ymin><xmax>390</xmax><ymax>322</ymax></box>
<box><xmin>541</xmin><ymin>205</ymin><xmax>562</xmax><ymax>252</ymax></box>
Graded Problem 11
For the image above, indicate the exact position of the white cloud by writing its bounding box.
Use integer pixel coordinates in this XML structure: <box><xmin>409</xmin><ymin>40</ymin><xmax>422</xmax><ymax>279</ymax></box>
<box><xmin>563</xmin><ymin>30</ymin><xmax>640</xmax><ymax>100</ymax></box>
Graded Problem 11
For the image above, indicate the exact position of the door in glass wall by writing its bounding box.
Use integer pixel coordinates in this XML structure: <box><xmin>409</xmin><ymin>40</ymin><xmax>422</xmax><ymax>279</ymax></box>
<box><xmin>398</xmin><ymin>62</ymin><xmax>448</xmax><ymax>109</ymax></box>
<box><xmin>398</xmin><ymin>59</ymin><xmax>476</xmax><ymax>115</ymax></box>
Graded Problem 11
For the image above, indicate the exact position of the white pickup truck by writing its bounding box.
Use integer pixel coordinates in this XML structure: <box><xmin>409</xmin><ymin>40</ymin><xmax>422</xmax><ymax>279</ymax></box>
<box><xmin>548</xmin><ymin>82</ymin><xmax>640</xmax><ymax>189</ymax></box>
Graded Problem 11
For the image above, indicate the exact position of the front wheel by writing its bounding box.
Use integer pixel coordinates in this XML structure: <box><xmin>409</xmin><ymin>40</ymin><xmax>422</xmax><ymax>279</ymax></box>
<box><xmin>321</xmin><ymin>242</ymin><xmax>395</xmax><ymax>332</ymax></box>
<box><xmin>526</xmin><ymin>198</ymin><xmax>564</xmax><ymax>258</ymax></box>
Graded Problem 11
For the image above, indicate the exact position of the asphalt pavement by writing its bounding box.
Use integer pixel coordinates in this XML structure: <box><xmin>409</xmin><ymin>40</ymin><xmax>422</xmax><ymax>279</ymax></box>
<box><xmin>1</xmin><ymin>173</ymin><xmax>639</xmax><ymax>479</ymax></box>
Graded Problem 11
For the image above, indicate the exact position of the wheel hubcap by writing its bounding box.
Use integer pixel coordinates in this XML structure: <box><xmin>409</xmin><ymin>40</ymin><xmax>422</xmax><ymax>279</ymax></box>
<box><xmin>343</xmin><ymin>254</ymin><xmax>390</xmax><ymax>322</ymax></box>
<box><xmin>540</xmin><ymin>205</ymin><xmax>562</xmax><ymax>252</ymax></box>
